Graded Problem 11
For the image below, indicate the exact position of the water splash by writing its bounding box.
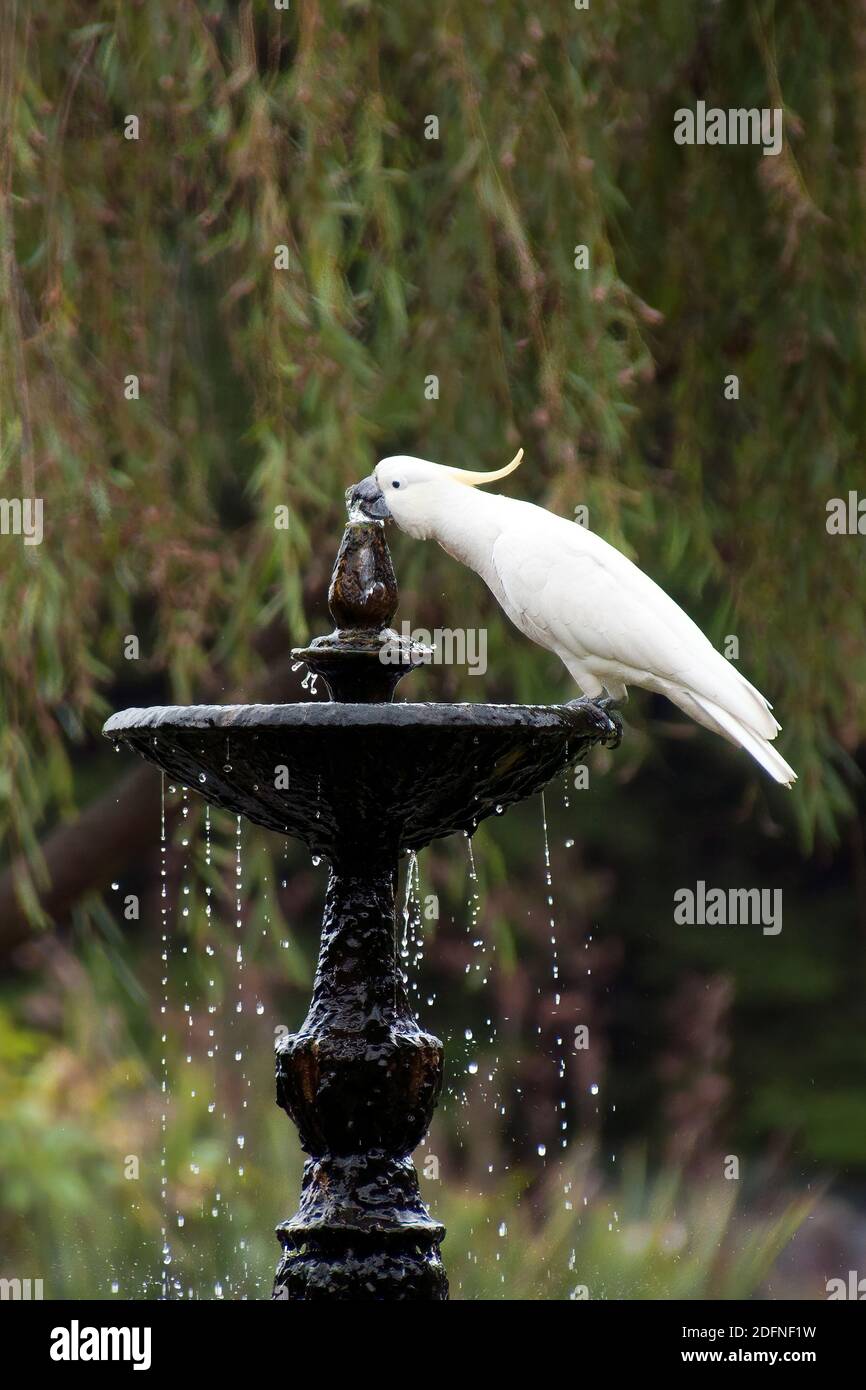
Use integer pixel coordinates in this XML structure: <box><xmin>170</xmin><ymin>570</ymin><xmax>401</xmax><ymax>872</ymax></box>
<box><xmin>300</xmin><ymin>668</ymin><xmax>319</xmax><ymax>696</ymax></box>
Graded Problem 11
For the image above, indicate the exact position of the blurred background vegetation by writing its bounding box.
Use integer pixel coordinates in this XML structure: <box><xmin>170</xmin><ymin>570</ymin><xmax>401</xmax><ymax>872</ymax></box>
<box><xmin>1</xmin><ymin>0</ymin><xmax>865</xmax><ymax>1298</ymax></box>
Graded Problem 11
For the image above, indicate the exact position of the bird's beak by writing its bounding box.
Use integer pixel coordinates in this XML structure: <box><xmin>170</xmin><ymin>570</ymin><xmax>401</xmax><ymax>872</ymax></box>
<box><xmin>444</xmin><ymin>447</ymin><xmax>524</xmax><ymax>487</ymax></box>
<box><xmin>347</xmin><ymin>473</ymin><xmax>391</xmax><ymax>521</ymax></box>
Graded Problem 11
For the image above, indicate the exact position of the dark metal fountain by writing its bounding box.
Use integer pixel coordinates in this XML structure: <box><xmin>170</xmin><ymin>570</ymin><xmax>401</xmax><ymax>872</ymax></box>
<box><xmin>103</xmin><ymin>501</ymin><xmax>620</xmax><ymax>1301</ymax></box>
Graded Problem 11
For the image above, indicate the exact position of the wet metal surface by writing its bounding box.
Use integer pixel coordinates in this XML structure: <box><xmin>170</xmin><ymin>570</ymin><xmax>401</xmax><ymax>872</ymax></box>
<box><xmin>103</xmin><ymin>699</ymin><xmax>615</xmax><ymax>864</ymax></box>
<box><xmin>273</xmin><ymin>862</ymin><xmax>448</xmax><ymax>1300</ymax></box>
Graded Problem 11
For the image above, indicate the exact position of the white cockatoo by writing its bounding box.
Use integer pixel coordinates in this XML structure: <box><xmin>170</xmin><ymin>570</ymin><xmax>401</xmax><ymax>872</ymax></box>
<box><xmin>349</xmin><ymin>451</ymin><xmax>797</xmax><ymax>786</ymax></box>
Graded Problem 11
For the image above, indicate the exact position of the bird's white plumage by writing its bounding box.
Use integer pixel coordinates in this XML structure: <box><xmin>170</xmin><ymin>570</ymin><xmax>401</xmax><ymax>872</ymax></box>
<box><xmin>373</xmin><ymin>455</ymin><xmax>796</xmax><ymax>785</ymax></box>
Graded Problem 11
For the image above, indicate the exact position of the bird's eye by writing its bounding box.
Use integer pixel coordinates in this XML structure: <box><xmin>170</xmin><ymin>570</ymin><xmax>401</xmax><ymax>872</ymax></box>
<box><xmin>392</xmin><ymin>480</ymin><xmax>401</xmax><ymax>489</ymax></box>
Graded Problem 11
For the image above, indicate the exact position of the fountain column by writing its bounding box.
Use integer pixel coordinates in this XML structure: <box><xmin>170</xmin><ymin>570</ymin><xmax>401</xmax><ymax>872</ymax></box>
<box><xmin>273</xmin><ymin>858</ymin><xmax>447</xmax><ymax>1299</ymax></box>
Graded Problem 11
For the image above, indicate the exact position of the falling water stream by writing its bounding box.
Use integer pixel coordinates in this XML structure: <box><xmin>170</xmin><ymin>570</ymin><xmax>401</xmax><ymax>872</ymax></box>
<box><xmin>159</xmin><ymin>775</ymin><xmax>170</xmax><ymax>1297</ymax></box>
<box><xmin>139</xmin><ymin>741</ymin><xmax>615</xmax><ymax>1300</ymax></box>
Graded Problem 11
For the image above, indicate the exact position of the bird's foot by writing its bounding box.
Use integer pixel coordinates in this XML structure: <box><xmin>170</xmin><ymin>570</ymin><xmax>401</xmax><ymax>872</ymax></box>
<box><xmin>595</xmin><ymin>696</ymin><xmax>624</xmax><ymax>748</ymax></box>
<box><xmin>565</xmin><ymin>695</ymin><xmax>624</xmax><ymax>749</ymax></box>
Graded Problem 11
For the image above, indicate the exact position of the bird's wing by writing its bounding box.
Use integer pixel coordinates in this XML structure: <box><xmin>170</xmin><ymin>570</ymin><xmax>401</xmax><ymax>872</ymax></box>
<box><xmin>490</xmin><ymin>504</ymin><xmax>779</xmax><ymax>738</ymax></box>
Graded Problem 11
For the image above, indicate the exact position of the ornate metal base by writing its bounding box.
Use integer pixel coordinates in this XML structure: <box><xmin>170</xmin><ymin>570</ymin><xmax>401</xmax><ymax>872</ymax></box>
<box><xmin>273</xmin><ymin>861</ymin><xmax>448</xmax><ymax>1300</ymax></box>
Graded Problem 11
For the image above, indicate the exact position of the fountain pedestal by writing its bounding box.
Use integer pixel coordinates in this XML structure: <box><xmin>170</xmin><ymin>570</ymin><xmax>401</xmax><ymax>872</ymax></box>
<box><xmin>273</xmin><ymin>858</ymin><xmax>447</xmax><ymax>1299</ymax></box>
<box><xmin>104</xmin><ymin>509</ymin><xmax>621</xmax><ymax>1301</ymax></box>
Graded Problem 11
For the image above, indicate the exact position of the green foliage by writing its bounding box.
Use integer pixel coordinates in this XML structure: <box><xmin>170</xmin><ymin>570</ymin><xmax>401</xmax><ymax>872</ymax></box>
<box><xmin>0</xmin><ymin>969</ymin><xmax>812</xmax><ymax>1299</ymax></box>
<box><xmin>1</xmin><ymin>0</ymin><xmax>864</xmax><ymax>878</ymax></box>
<box><xmin>442</xmin><ymin>1157</ymin><xmax>813</xmax><ymax>1301</ymax></box>
<box><xmin>0</xmin><ymin>0</ymin><xmax>864</xmax><ymax>1300</ymax></box>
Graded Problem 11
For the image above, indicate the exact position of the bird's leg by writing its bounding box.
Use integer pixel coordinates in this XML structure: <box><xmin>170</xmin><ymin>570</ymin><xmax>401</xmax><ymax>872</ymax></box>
<box><xmin>596</xmin><ymin>694</ymin><xmax>624</xmax><ymax>713</ymax></box>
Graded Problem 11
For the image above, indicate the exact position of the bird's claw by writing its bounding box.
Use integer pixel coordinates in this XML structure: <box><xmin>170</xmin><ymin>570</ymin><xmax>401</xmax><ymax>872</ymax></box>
<box><xmin>565</xmin><ymin>695</ymin><xmax>624</xmax><ymax>749</ymax></box>
<box><xmin>595</xmin><ymin>696</ymin><xmax>624</xmax><ymax>749</ymax></box>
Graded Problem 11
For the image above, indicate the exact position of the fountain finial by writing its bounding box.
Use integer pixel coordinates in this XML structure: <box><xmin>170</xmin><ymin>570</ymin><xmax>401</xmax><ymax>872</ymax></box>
<box><xmin>327</xmin><ymin>518</ymin><xmax>398</xmax><ymax>630</ymax></box>
<box><xmin>292</xmin><ymin>506</ymin><xmax>427</xmax><ymax>703</ymax></box>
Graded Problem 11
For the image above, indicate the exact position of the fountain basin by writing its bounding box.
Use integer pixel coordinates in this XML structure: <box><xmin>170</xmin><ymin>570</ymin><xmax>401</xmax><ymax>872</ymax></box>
<box><xmin>103</xmin><ymin>699</ymin><xmax>618</xmax><ymax>865</ymax></box>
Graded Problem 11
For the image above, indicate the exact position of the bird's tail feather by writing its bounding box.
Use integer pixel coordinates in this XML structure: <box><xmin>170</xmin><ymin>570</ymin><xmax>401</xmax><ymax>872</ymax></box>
<box><xmin>729</xmin><ymin>666</ymin><xmax>782</xmax><ymax>734</ymax></box>
<box><xmin>670</xmin><ymin>689</ymin><xmax>797</xmax><ymax>787</ymax></box>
